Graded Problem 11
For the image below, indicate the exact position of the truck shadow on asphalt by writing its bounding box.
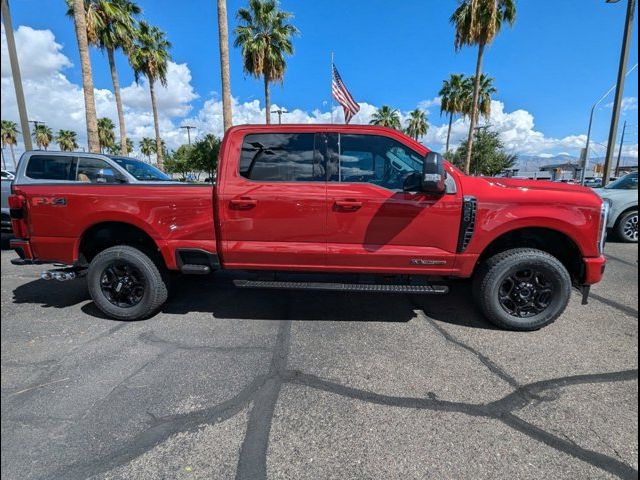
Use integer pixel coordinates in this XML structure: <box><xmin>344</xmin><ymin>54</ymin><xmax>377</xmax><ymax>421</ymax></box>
<box><xmin>12</xmin><ymin>273</ymin><xmax>498</xmax><ymax>329</ymax></box>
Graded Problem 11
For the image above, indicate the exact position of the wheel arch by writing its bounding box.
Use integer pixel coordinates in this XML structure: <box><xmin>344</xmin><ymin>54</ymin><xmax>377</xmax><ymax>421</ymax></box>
<box><xmin>76</xmin><ymin>221</ymin><xmax>165</xmax><ymax>268</ymax></box>
<box><xmin>476</xmin><ymin>226</ymin><xmax>584</xmax><ymax>284</ymax></box>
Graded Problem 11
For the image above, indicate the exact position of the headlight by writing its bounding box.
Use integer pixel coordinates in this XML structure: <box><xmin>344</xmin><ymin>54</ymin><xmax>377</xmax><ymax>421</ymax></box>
<box><xmin>598</xmin><ymin>199</ymin><xmax>611</xmax><ymax>255</ymax></box>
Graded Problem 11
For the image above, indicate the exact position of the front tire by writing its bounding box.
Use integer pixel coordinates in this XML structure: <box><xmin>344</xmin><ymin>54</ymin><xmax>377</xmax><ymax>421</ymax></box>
<box><xmin>474</xmin><ymin>248</ymin><xmax>571</xmax><ymax>331</ymax></box>
<box><xmin>87</xmin><ymin>245</ymin><xmax>168</xmax><ymax>320</ymax></box>
<box><xmin>615</xmin><ymin>210</ymin><xmax>638</xmax><ymax>243</ymax></box>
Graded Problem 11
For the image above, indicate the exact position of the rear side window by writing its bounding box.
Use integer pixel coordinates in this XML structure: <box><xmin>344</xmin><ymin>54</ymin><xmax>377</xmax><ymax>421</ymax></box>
<box><xmin>25</xmin><ymin>155</ymin><xmax>75</xmax><ymax>181</ymax></box>
<box><xmin>239</xmin><ymin>133</ymin><xmax>324</xmax><ymax>182</ymax></box>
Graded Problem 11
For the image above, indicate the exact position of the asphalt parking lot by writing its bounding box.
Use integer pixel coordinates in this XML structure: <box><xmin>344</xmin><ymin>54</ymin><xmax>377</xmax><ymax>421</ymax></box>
<box><xmin>1</xmin><ymin>240</ymin><xmax>637</xmax><ymax>480</ymax></box>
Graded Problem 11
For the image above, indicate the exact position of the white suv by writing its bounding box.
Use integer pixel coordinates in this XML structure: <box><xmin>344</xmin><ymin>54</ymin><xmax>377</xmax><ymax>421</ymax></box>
<box><xmin>595</xmin><ymin>172</ymin><xmax>638</xmax><ymax>243</ymax></box>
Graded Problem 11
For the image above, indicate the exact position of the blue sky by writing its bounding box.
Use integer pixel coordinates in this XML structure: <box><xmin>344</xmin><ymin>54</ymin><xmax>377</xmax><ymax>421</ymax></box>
<box><xmin>2</xmin><ymin>0</ymin><xmax>638</xmax><ymax>158</ymax></box>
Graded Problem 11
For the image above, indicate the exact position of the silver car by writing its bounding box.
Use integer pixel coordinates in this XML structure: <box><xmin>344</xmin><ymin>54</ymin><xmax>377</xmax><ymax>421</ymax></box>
<box><xmin>595</xmin><ymin>172</ymin><xmax>638</xmax><ymax>243</ymax></box>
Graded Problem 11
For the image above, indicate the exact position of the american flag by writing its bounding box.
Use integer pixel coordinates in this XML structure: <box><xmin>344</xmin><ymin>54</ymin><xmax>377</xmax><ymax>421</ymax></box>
<box><xmin>332</xmin><ymin>64</ymin><xmax>360</xmax><ymax>124</ymax></box>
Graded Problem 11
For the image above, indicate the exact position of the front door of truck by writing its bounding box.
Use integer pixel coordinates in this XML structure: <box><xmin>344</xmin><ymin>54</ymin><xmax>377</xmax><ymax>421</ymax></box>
<box><xmin>324</xmin><ymin>132</ymin><xmax>462</xmax><ymax>274</ymax></box>
<box><xmin>218</xmin><ymin>132</ymin><xmax>327</xmax><ymax>270</ymax></box>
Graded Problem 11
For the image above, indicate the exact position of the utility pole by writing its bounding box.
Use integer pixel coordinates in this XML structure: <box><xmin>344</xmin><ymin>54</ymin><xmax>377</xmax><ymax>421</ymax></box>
<box><xmin>602</xmin><ymin>0</ymin><xmax>636</xmax><ymax>186</ymax></box>
<box><xmin>180</xmin><ymin>125</ymin><xmax>196</xmax><ymax>145</ymax></box>
<box><xmin>615</xmin><ymin>120</ymin><xmax>627</xmax><ymax>177</ymax></box>
<box><xmin>271</xmin><ymin>109</ymin><xmax>288</xmax><ymax>125</ymax></box>
<box><xmin>1</xmin><ymin>0</ymin><xmax>33</xmax><ymax>151</ymax></box>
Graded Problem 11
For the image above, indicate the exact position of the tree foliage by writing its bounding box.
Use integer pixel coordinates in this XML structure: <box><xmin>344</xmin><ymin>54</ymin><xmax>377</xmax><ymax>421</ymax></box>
<box><xmin>405</xmin><ymin>109</ymin><xmax>429</xmax><ymax>140</ymax></box>
<box><xmin>234</xmin><ymin>0</ymin><xmax>298</xmax><ymax>124</ymax></box>
<box><xmin>451</xmin><ymin>127</ymin><xmax>517</xmax><ymax>176</ymax></box>
<box><xmin>369</xmin><ymin>105</ymin><xmax>401</xmax><ymax>130</ymax></box>
<box><xmin>164</xmin><ymin>134</ymin><xmax>221</xmax><ymax>181</ymax></box>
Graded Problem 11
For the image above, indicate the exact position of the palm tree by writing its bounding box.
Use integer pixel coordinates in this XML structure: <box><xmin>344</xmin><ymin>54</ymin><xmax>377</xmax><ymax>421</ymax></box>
<box><xmin>109</xmin><ymin>137</ymin><xmax>134</xmax><ymax>155</ymax></box>
<box><xmin>97</xmin><ymin>117</ymin><xmax>116</xmax><ymax>152</ymax></box>
<box><xmin>129</xmin><ymin>21</ymin><xmax>171</xmax><ymax>169</ymax></box>
<box><xmin>68</xmin><ymin>0</ymin><xmax>141</xmax><ymax>156</ymax></box>
<box><xmin>234</xmin><ymin>0</ymin><xmax>298</xmax><ymax>124</ymax></box>
<box><xmin>405</xmin><ymin>109</ymin><xmax>429</xmax><ymax>141</ymax></box>
<box><xmin>56</xmin><ymin>129</ymin><xmax>79</xmax><ymax>151</ymax></box>
<box><xmin>32</xmin><ymin>124</ymin><xmax>53</xmax><ymax>150</ymax></box>
<box><xmin>461</xmin><ymin>74</ymin><xmax>496</xmax><ymax>122</ymax></box>
<box><xmin>70</xmin><ymin>0</ymin><xmax>101</xmax><ymax>152</ymax></box>
<box><xmin>439</xmin><ymin>74</ymin><xmax>469</xmax><ymax>153</ymax></box>
<box><xmin>451</xmin><ymin>0</ymin><xmax>516</xmax><ymax>174</ymax></box>
<box><xmin>369</xmin><ymin>106</ymin><xmax>402</xmax><ymax>130</ymax></box>
<box><xmin>139</xmin><ymin>137</ymin><xmax>155</xmax><ymax>162</ymax></box>
<box><xmin>217</xmin><ymin>0</ymin><xmax>233</xmax><ymax>131</ymax></box>
<box><xmin>1</xmin><ymin>120</ymin><xmax>19</xmax><ymax>168</ymax></box>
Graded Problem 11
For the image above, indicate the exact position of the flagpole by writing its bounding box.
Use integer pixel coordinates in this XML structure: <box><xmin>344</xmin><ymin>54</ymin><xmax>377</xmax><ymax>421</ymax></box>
<box><xmin>330</xmin><ymin>52</ymin><xmax>334</xmax><ymax>124</ymax></box>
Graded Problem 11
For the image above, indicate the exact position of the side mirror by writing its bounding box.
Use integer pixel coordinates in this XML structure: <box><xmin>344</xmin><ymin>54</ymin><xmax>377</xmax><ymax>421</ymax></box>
<box><xmin>403</xmin><ymin>172</ymin><xmax>423</xmax><ymax>192</ymax></box>
<box><xmin>422</xmin><ymin>151</ymin><xmax>446</xmax><ymax>194</ymax></box>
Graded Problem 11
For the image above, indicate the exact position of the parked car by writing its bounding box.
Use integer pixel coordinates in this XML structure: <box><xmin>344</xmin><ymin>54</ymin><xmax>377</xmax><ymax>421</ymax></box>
<box><xmin>1</xmin><ymin>169</ymin><xmax>15</xmax><ymax>180</ymax></box>
<box><xmin>594</xmin><ymin>172</ymin><xmax>638</xmax><ymax>243</ymax></box>
<box><xmin>1</xmin><ymin>176</ymin><xmax>12</xmax><ymax>234</ymax></box>
<box><xmin>583</xmin><ymin>177</ymin><xmax>603</xmax><ymax>189</ymax></box>
<box><xmin>8</xmin><ymin>126</ymin><xmax>609</xmax><ymax>330</ymax></box>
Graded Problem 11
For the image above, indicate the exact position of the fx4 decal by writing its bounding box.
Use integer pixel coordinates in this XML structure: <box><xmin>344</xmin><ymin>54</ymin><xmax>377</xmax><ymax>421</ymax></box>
<box><xmin>32</xmin><ymin>197</ymin><xmax>67</xmax><ymax>207</ymax></box>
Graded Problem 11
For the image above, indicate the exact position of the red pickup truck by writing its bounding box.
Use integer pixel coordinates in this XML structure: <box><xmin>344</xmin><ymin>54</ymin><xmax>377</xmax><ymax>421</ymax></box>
<box><xmin>9</xmin><ymin>124</ymin><xmax>609</xmax><ymax>330</ymax></box>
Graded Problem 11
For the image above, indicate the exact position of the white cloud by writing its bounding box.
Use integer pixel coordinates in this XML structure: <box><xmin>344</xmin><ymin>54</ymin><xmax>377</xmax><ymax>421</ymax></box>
<box><xmin>605</xmin><ymin>96</ymin><xmax>638</xmax><ymax>114</ymax></box>
<box><xmin>1</xmin><ymin>23</ymin><xmax>637</xmax><ymax>164</ymax></box>
<box><xmin>1</xmin><ymin>25</ymin><xmax>72</xmax><ymax>79</ymax></box>
<box><xmin>120</xmin><ymin>61</ymin><xmax>198</xmax><ymax>117</ymax></box>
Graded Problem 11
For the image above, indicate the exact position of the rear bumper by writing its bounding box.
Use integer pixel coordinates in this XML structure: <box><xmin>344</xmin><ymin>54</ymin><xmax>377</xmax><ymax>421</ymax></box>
<box><xmin>582</xmin><ymin>255</ymin><xmax>606</xmax><ymax>285</ymax></box>
<box><xmin>9</xmin><ymin>238</ymin><xmax>35</xmax><ymax>262</ymax></box>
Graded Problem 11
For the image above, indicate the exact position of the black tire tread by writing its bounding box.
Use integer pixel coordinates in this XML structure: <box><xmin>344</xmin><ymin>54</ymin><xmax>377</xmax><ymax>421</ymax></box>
<box><xmin>88</xmin><ymin>245</ymin><xmax>168</xmax><ymax>320</ymax></box>
<box><xmin>474</xmin><ymin>248</ymin><xmax>571</xmax><ymax>331</ymax></box>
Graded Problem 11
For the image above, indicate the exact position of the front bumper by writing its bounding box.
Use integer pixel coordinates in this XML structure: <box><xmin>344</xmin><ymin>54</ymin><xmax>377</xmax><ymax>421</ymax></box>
<box><xmin>582</xmin><ymin>255</ymin><xmax>607</xmax><ymax>285</ymax></box>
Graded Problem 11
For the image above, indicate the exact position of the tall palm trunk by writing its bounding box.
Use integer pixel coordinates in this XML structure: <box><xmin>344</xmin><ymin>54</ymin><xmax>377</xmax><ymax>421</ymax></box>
<box><xmin>72</xmin><ymin>0</ymin><xmax>100</xmax><ymax>153</ymax></box>
<box><xmin>149</xmin><ymin>79</ymin><xmax>163</xmax><ymax>169</ymax></box>
<box><xmin>463</xmin><ymin>43</ymin><xmax>485</xmax><ymax>175</ymax></box>
<box><xmin>9</xmin><ymin>144</ymin><xmax>16</xmax><ymax>169</ymax></box>
<box><xmin>445</xmin><ymin>112</ymin><xmax>454</xmax><ymax>153</ymax></box>
<box><xmin>263</xmin><ymin>76</ymin><xmax>271</xmax><ymax>124</ymax></box>
<box><xmin>107</xmin><ymin>47</ymin><xmax>128</xmax><ymax>155</ymax></box>
<box><xmin>217</xmin><ymin>0</ymin><xmax>233</xmax><ymax>131</ymax></box>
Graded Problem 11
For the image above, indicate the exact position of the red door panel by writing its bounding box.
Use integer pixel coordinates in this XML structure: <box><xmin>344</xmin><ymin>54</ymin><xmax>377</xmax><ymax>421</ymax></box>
<box><xmin>326</xmin><ymin>183</ymin><xmax>461</xmax><ymax>274</ymax></box>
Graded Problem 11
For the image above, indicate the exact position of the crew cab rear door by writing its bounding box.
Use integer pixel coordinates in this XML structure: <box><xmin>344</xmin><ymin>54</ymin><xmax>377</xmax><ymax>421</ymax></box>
<box><xmin>324</xmin><ymin>132</ymin><xmax>462</xmax><ymax>274</ymax></box>
<box><xmin>217</xmin><ymin>132</ymin><xmax>327</xmax><ymax>269</ymax></box>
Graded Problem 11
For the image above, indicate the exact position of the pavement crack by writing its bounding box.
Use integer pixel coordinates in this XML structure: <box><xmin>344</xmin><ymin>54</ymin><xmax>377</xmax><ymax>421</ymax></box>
<box><xmin>589</xmin><ymin>293</ymin><xmax>639</xmax><ymax>318</ymax></box>
<box><xmin>139</xmin><ymin>331</ymin><xmax>270</xmax><ymax>353</ymax></box>
<box><xmin>500</xmin><ymin>413</ymin><xmax>637</xmax><ymax>480</ymax></box>
<box><xmin>284</xmin><ymin>367</ymin><xmax>638</xmax><ymax>479</ymax></box>
<box><xmin>413</xmin><ymin>306</ymin><xmax>522</xmax><ymax>391</ymax></box>
<box><xmin>235</xmin><ymin>311</ymin><xmax>292</xmax><ymax>480</ymax></box>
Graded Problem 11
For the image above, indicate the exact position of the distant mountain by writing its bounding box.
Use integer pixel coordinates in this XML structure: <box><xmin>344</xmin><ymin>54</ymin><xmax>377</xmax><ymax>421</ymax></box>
<box><xmin>514</xmin><ymin>155</ymin><xmax>638</xmax><ymax>173</ymax></box>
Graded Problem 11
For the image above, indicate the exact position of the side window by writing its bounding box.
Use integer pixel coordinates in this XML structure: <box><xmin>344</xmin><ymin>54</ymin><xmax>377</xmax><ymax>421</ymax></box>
<box><xmin>331</xmin><ymin>134</ymin><xmax>423</xmax><ymax>191</ymax></box>
<box><xmin>25</xmin><ymin>155</ymin><xmax>75</xmax><ymax>181</ymax></box>
<box><xmin>239</xmin><ymin>133</ymin><xmax>324</xmax><ymax>182</ymax></box>
<box><xmin>76</xmin><ymin>157</ymin><xmax>126</xmax><ymax>183</ymax></box>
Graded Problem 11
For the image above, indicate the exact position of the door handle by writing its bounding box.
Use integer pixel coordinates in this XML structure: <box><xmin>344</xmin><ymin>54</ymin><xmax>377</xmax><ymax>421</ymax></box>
<box><xmin>230</xmin><ymin>198</ymin><xmax>258</xmax><ymax>209</ymax></box>
<box><xmin>334</xmin><ymin>200</ymin><xmax>363</xmax><ymax>211</ymax></box>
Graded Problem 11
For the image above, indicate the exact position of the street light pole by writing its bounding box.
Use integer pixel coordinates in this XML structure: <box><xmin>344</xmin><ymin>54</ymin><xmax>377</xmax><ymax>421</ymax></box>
<box><xmin>615</xmin><ymin>120</ymin><xmax>627</xmax><ymax>177</ymax></box>
<box><xmin>180</xmin><ymin>125</ymin><xmax>195</xmax><ymax>145</ymax></box>
<box><xmin>1</xmin><ymin>0</ymin><xmax>33</xmax><ymax>151</ymax></box>
<box><xmin>271</xmin><ymin>109</ymin><xmax>288</xmax><ymax>125</ymax></box>
<box><xmin>580</xmin><ymin>62</ymin><xmax>637</xmax><ymax>185</ymax></box>
<box><xmin>602</xmin><ymin>0</ymin><xmax>636</xmax><ymax>186</ymax></box>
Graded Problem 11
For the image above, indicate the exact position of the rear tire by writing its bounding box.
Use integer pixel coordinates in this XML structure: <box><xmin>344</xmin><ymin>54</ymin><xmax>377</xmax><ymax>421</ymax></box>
<box><xmin>474</xmin><ymin>248</ymin><xmax>571</xmax><ymax>331</ymax></box>
<box><xmin>615</xmin><ymin>210</ymin><xmax>638</xmax><ymax>243</ymax></box>
<box><xmin>87</xmin><ymin>245</ymin><xmax>168</xmax><ymax>320</ymax></box>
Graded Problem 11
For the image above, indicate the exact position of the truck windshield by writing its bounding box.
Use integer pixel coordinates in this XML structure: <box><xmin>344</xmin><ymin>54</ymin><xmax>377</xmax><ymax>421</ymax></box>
<box><xmin>109</xmin><ymin>157</ymin><xmax>171</xmax><ymax>181</ymax></box>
